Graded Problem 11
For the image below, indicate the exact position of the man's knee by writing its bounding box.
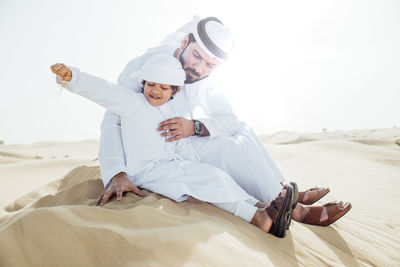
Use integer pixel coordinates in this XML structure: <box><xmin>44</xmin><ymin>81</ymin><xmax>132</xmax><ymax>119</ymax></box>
<box><xmin>215</xmin><ymin>135</ymin><xmax>249</xmax><ymax>156</ymax></box>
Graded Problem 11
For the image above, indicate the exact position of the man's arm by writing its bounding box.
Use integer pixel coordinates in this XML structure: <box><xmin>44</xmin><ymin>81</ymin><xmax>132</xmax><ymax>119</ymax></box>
<box><xmin>157</xmin><ymin>80</ymin><xmax>243</xmax><ymax>141</ymax></box>
<box><xmin>196</xmin><ymin>81</ymin><xmax>244</xmax><ymax>137</ymax></box>
<box><xmin>157</xmin><ymin>117</ymin><xmax>210</xmax><ymax>142</ymax></box>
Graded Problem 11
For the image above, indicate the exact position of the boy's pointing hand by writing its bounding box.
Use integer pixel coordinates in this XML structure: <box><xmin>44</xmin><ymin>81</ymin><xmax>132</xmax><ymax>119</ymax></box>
<box><xmin>50</xmin><ymin>63</ymin><xmax>72</xmax><ymax>82</ymax></box>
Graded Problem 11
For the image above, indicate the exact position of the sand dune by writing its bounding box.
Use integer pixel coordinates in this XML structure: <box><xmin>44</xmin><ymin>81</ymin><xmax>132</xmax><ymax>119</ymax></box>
<box><xmin>0</xmin><ymin>129</ymin><xmax>399</xmax><ymax>266</ymax></box>
<box><xmin>0</xmin><ymin>140</ymin><xmax>98</xmax><ymax>207</ymax></box>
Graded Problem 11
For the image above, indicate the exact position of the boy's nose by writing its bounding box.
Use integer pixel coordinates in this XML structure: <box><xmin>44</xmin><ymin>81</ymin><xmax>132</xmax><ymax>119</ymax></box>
<box><xmin>151</xmin><ymin>89</ymin><xmax>161</xmax><ymax>97</ymax></box>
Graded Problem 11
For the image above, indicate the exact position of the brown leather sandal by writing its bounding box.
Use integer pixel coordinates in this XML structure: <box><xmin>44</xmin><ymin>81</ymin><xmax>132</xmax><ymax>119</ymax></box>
<box><xmin>298</xmin><ymin>187</ymin><xmax>330</xmax><ymax>205</ymax></box>
<box><xmin>265</xmin><ymin>184</ymin><xmax>295</xmax><ymax>238</ymax></box>
<box><xmin>286</xmin><ymin>182</ymin><xmax>299</xmax><ymax>230</ymax></box>
<box><xmin>301</xmin><ymin>201</ymin><xmax>352</xmax><ymax>226</ymax></box>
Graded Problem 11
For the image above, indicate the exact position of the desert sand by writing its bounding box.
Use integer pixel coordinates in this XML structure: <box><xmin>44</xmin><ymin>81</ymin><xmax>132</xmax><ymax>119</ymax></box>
<box><xmin>0</xmin><ymin>129</ymin><xmax>399</xmax><ymax>266</ymax></box>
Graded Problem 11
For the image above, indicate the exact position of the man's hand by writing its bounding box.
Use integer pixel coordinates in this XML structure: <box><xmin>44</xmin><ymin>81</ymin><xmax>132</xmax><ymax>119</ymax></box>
<box><xmin>50</xmin><ymin>63</ymin><xmax>72</xmax><ymax>82</ymax></box>
<box><xmin>157</xmin><ymin>117</ymin><xmax>195</xmax><ymax>142</ymax></box>
<box><xmin>96</xmin><ymin>172</ymin><xmax>147</xmax><ymax>206</ymax></box>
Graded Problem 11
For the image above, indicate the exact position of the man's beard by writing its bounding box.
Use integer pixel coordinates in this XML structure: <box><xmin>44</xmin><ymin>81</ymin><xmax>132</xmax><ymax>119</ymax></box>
<box><xmin>179</xmin><ymin>48</ymin><xmax>208</xmax><ymax>84</ymax></box>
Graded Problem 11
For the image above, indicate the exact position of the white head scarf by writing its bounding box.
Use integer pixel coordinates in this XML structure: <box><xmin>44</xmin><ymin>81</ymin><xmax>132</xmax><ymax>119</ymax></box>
<box><xmin>139</xmin><ymin>55</ymin><xmax>185</xmax><ymax>87</ymax></box>
<box><xmin>187</xmin><ymin>16</ymin><xmax>234</xmax><ymax>61</ymax></box>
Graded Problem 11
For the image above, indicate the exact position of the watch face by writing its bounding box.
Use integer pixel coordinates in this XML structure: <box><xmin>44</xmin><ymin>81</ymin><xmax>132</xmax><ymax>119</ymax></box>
<box><xmin>195</xmin><ymin>121</ymin><xmax>202</xmax><ymax>134</ymax></box>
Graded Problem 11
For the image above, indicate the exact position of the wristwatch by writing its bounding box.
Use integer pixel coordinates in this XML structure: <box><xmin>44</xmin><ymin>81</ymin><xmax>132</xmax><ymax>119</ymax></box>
<box><xmin>193</xmin><ymin>120</ymin><xmax>203</xmax><ymax>136</ymax></box>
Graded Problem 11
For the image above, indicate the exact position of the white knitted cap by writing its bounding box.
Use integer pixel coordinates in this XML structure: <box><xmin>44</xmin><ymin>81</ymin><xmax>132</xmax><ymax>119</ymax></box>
<box><xmin>139</xmin><ymin>55</ymin><xmax>185</xmax><ymax>87</ymax></box>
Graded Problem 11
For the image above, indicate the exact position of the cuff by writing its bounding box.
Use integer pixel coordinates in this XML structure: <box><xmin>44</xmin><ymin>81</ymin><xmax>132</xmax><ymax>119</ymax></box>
<box><xmin>100</xmin><ymin>164</ymin><xmax>128</xmax><ymax>188</ymax></box>
<box><xmin>58</xmin><ymin>66</ymin><xmax>80</xmax><ymax>91</ymax></box>
<box><xmin>197</xmin><ymin>118</ymin><xmax>225</xmax><ymax>138</ymax></box>
<box><xmin>245</xmin><ymin>197</ymin><xmax>259</xmax><ymax>206</ymax></box>
<box><xmin>234</xmin><ymin>201</ymin><xmax>258</xmax><ymax>222</ymax></box>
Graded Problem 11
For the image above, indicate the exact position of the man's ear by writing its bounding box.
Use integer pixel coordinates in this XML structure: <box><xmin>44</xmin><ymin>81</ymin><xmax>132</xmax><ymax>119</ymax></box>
<box><xmin>180</xmin><ymin>35</ymin><xmax>190</xmax><ymax>51</ymax></box>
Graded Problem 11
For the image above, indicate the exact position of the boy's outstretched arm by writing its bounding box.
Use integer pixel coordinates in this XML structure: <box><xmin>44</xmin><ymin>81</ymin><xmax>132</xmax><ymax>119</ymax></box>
<box><xmin>50</xmin><ymin>63</ymin><xmax>139</xmax><ymax>116</ymax></box>
<box><xmin>50</xmin><ymin>63</ymin><xmax>148</xmax><ymax>205</ymax></box>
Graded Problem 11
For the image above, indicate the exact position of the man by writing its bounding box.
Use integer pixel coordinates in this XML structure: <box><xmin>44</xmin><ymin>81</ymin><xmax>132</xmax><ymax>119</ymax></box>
<box><xmin>97</xmin><ymin>16</ymin><xmax>350</xmax><ymax>227</ymax></box>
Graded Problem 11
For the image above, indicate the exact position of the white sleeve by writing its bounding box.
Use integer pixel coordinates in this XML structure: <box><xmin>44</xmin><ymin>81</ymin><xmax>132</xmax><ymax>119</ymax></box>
<box><xmin>62</xmin><ymin>67</ymin><xmax>140</xmax><ymax>116</ymax></box>
<box><xmin>61</xmin><ymin>67</ymin><xmax>141</xmax><ymax>188</ymax></box>
<box><xmin>98</xmin><ymin>110</ymin><xmax>128</xmax><ymax>187</ymax></box>
<box><xmin>197</xmin><ymin>81</ymin><xmax>244</xmax><ymax>137</ymax></box>
<box><xmin>96</xmin><ymin>56</ymin><xmax>146</xmax><ymax>188</ymax></box>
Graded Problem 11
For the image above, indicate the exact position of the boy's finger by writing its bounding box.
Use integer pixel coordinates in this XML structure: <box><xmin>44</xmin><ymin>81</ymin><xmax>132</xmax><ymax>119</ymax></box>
<box><xmin>96</xmin><ymin>193</ymin><xmax>103</xmax><ymax>206</ymax></box>
<box><xmin>59</xmin><ymin>67</ymin><xmax>66</xmax><ymax>75</ymax></box>
<box><xmin>53</xmin><ymin>64</ymin><xmax>67</xmax><ymax>74</ymax></box>
<box><xmin>54</xmin><ymin>63</ymin><xmax>63</xmax><ymax>70</ymax></box>
<box><xmin>100</xmin><ymin>191</ymin><xmax>113</xmax><ymax>206</ymax></box>
<box><xmin>116</xmin><ymin>188</ymin><xmax>123</xmax><ymax>201</ymax></box>
<box><xmin>133</xmin><ymin>187</ymin><xmax>147</xmax><ymax>197</ymax></box>
<box><xmin>51</xmin><ymin>64</ymin><xmax>64</xmax><ymax>75</ymax></box>
<box><xmin>50</xmin><ymin>64</ymin><xmax>60</xmax><ymax>74</ymax></box>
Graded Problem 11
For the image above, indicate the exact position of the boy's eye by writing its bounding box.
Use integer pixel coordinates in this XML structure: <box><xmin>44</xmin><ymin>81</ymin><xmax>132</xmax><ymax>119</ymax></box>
<box><xmin>161</xmin><ymin>86</ymin><xmax>171</xmax><ymax>90</ymax></box>
<box><xmin>147</xmin><ymin>83</ymin><xmax>155</xmax><ymax>87</ymax></box>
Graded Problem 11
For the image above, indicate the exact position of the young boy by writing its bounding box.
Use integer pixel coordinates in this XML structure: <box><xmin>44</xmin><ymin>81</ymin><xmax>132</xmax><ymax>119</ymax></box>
<box><xmin>50</xmin><ymin>55</ymin><xmax>296</xmax><ymax>238</ymax></box>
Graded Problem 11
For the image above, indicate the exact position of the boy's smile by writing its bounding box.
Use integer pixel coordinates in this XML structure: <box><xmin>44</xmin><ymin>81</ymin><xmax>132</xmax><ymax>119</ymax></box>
<box><xmin>144</xmin><ymin>81</ymin><xmax>181</xmax><ymax>106</ymax></box>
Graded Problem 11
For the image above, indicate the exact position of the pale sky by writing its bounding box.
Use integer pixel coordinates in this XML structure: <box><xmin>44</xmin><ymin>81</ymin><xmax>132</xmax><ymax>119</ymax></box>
<box><xmin>0</xmin><ymin>0</ymin><xmax>399</xmax><ymax>144</ymax></box>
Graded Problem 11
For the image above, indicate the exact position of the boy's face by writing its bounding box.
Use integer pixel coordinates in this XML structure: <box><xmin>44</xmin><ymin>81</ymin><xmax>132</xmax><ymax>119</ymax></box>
<box><xmin>144</xmin><ymin>82</ymin><xmax>180</xmax><ymax>106</ymax></box>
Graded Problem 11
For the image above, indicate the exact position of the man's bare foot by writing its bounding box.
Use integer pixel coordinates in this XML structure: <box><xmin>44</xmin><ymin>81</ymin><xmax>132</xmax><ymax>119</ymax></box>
<box><xmin>280</xmin><ymin>182</ymin><xmax>329</xmax><ymax>205</ymax></box>
<box><xmin>251</xmin><ymin>208</ymin><xmax>273</xmax><ymax>232</ymax></box>
<box><xmin>291</xmin><ymin>203</ymin><xmax>308</xmax><ymax>221</ymax></box>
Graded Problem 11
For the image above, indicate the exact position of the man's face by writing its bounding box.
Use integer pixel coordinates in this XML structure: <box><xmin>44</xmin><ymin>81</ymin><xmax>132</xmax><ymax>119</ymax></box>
<box><xmin>179</xmin><ymin>39</ymin><xmax>221</xmax><ymax>84</ymax></box>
